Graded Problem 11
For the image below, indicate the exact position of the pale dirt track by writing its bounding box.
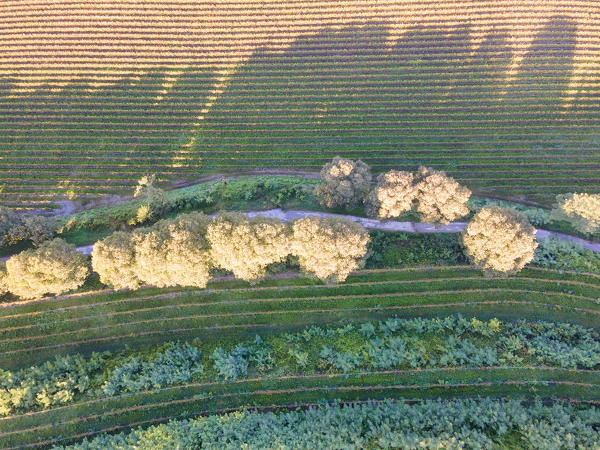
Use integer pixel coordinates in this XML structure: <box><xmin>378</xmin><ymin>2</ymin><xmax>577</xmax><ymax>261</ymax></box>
<box><xmin>46</xmin><ymin>209</ymin><xmax>600</xmax><ymax>261</ymax></box>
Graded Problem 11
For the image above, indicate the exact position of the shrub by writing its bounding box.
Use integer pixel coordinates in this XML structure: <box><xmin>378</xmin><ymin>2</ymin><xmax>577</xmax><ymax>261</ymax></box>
<box><xmin>290</xmin><ymin>216</ymin><xmax>370</xmax><ymax>283</ymax></box>
<box><xmin>0</xmin><ymin>207</ymin><xmax>19</xmax><ymax>246</ymax></box>
<box><xmin>414</xmin><ymin>166</ymin><xmax>471</xmax><ymax>225</ymax></box>
<box><xmin>366</xmin><ymin>231</ymin><xmax>468</xmax><ymax>268</ymax></box>
<box><xmin>315</xmin><ymin>157</ymin><xmax>372</xmax><ymax>209</ymax></box>
<box><xmin>206</xmin><ymin>212</ymin><xmax>290</xmax><ymax>281</ymax></box>
<box><xmin>365</xmin><ymin>170</ymin><xmax>417</xmax><ymax>219</ymax></box>
<box><xmin>210</xmin><ymin>345</ymin><xmax>249</xmax><ymax>380</ymax></box>
<box><xmin>551</xmin><ymin>192</ymin><xmax>600</xmax><ymax>234</ymax></box>
<box><xmin>134</xmin><ymin>212</ymin><xmax>212</xmax><ymax>288</ymax></box>
<box><xmin>533</xmin><ymin>236</ymin><xmax>600</xmax><ymax>274</ymax></box>
<box><xmin>53</xmin><ymin>399</ymin><xmax>600</xmax><ymax>450</ymax></box>
<box><xmin>18</xmin><ymin>215</ymin><xmax>57</xmax><ymax>246</ymax></box>
<box><xmin>101</xmin><ymin>342</ymin><xmax>203</xmax><ymax>396</ymax></box>
<box><xmin>131</xmin><ymin>174</ymin><xmax>168</xmax><ymax>225</ymax></box>
<box><xmin>91</xmin><ymin>231</ymin><xmax>141</xmax><ymax>290</ymax></box>
<box><xmin>0</xmin><ymin>352</ymin><xmax>108</xmax><ymax>415</ymax></box>
<box><xmin>0</xmin><ymin>207</ymin><xmax>56</xmax><ymax>247</ymax></box>
<box><xmin>6</xmin><ymin>238</ymin><xmax>90</xmax><ymax>299</ymax></box>
<box><xmin>462</xmin><ymin>207</ymin><xmax>538</xmax><ymax>276</ymax></box>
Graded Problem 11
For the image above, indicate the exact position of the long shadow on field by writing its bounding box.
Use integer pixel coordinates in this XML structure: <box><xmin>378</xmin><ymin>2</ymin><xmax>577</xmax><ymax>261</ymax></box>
<box><xmin>195</xmin><ymin>24</ymin><xmax>392</xmax><ymax>160</ymax></box>
<box><xmin>197</xmin><ymin>18</ymin><xmax>595</xmax><ymax>187</ymax></box>
<box><xmin>503</xmin><ymin>17</ymin><xmax>578</xmax><ymax>146</ymax></box>
<box><xmin>198</xmin><ymin>20</ymin><xmax>581</xmax><ymax>171</ymax></box>
<box><xmin>0</xmin><ymin>67</ymin><xmax>214</xmax><ymax>179</ymax></box>
<box><xmin>386</xmin><ymin>25</ymin><xmax>514</xmax><ymax>154</ymax></box>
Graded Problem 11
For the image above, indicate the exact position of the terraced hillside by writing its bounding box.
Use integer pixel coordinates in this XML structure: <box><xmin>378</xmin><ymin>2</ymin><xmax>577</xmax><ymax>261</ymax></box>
<box><xmin>0</xmin><ymin>266</ymin><xmax>599</xmax><ymax>447</ymax></box>
<box><xmin>1</xmin><ymin>1</ymin><xmax>600</xmax><ymax>210</ymax></box>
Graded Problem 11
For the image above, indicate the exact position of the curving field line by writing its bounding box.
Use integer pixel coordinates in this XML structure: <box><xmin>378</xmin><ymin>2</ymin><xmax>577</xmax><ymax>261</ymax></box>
<box><xmin>1</xmin><ymin>298</ymin><xmax>598</xmax><ymax>359</ymax></box>
<box><xmin>0</xmin><ymin>273</ymin><xmax>595</xmax><ymax>325</ymax></box>
<box><xmin>2</xmin><ymin>366</ymin><xmax>599</xmax><ymax>448</ymax></box>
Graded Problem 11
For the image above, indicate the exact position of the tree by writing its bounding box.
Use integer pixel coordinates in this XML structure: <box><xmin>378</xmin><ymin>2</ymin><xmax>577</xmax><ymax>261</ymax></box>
<box><xmin>365</xmin><ymin>170</ymin><xmax>417</xmax><ymax>219</ymax></box>
<box><xmin>290</xmin><ymin>216</ymin><xmax>370</xmax><ymax>283</ymax></box>
<box><xmin>0</xmin><ymin>207</ymin><xmax>55</xmax><ymax>247</ymax></box>
<box><xmin>551</xmin><ymin>192</ymin><xmax>600</xmax><ymax>234</ymax></box>
<box><xmin>414</xmin><ymin>166</ymin><xmax>471</xmax><ymax>225</ymax></box>
<box><xmin>315</xmin><ymin>157</ymin><xmax>372</xmax><ymax>209</ymax></box>
<box><xmin>91</xmin><ymin>231</ymin><xmax>141</xmax><ymax>290</ymax></box>
<box><xmin>0</xmin><ymin>206</ymin><xmax>21</xmax><ymax>246</ymax></box>
<box><xmin>207</xmin><ymin>212</ymin><xmax>290</xmax><ymax>281</ymax></box>
<box><xmin>134</xmin><ymin>212</ymin><xmax>212</xmax><ymax>288</ymax></box>
<box><xmin>18</xmin><ymin>215</ymin><xmax>57</xmax><ymax>246</ymax></box>
<box><xmin>5</xmin><ymin>238</ymin><xmax>89</xmax><ymax>299</ymax></box>
<box><xmin>462</xmin><ymin>207</ymin><xmax>538</xmax><ymax>276</ymax></box>
<box><xmin>131</xmin><ymin>174</ymin><xmax>168</xmax><ymax>225</ymax></box>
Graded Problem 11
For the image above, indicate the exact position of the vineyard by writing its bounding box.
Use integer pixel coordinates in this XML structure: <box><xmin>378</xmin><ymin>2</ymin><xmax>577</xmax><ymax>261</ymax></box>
<box><xmin>1</xmin><ymin>0</ymin><xmax>600</xmax><ymax>447</ymax></box>
<box><xmin>0</xmin><ymin>265</ymin><xmax>599</xmax><ymax>447</ymax></box>
<box><xmin>1</xmin><ymin>1</ymin><xmax>600</xmax><ymax>210</ymax></box>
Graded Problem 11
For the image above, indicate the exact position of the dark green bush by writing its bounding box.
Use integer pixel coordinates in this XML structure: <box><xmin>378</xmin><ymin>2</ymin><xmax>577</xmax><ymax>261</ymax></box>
<box><xmin>366</xmin><ymin>231</ymin><xmax>468</xmax><ymax>268</ymax></box>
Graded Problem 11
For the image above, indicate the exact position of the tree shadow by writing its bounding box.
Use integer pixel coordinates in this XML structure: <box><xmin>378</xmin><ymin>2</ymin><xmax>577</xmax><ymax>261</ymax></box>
<box><xmin>0</xmin><ymin>67</ymin><xmax>214</xmax><ymax>175</ymax></box>
<box><xmin>503</xmin><ymin>16</ymin><xmax>578</xmax><ymax>138</ymax></box>
<box><xmin>196</xmin><ymin>24</ymin><xmax>392</xmax><ymax>156</ymax></box>
<box><xmin>0</xmin><ymin>16</ymin><xmax>588</xmax><ymax>205</ymax></box>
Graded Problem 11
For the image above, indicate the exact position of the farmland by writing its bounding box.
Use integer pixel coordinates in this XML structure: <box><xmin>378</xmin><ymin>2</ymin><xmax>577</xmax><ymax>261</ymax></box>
<box><xmin>1</xmin><ymin>0</ymin><xmax>600</xmax><ymax>447</ymax></box>
<box><xmin>1</xmin><ymin>265</ymin><xmax>599</xmax><ymax>447</ymax></box>
<box><xmin>1</xmin><ymin>1</ymin><xmax>600</xmax><ymax>210</ymax></box>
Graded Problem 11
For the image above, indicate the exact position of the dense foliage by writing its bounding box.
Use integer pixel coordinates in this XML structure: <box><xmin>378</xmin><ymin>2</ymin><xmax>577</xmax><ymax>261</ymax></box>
<box><xmin>207</xmin><ymin>212</ymin><xmax>290</xmax><ymax>281</ymax></box>
<box><xmin>0</xmin><ymin>261</ymin><xmax>7</xmax><ymax>295</ymax></box>
<box><xmin>365</xmin><ymin>170</ymin><xmax>416</xmax><ymax>219</ymax></box>
<box><xmin>131</xmin><ymin>175</ymin><xmax>169</xmax><ymax>225</ymax></box>
<box><xmin>0</xmin><ymin>353</ymin><xmax>109</xmax><ymax>415</ymax></box>
<box><xmin>134</xmin><ymin>212</ymin><xmax>212</xmax><ymax>288</ymax></box>
<box><xmin>0</xmin><ymin>206</ymin><xmax>56</xmax><ymax>247</ymax></box>
<box><xmin>88</xmin><ymin>211</ymin><xmax>369</xmax><ymax>293</ymax></box>
<box><xmin>315</xmin><ymin>157</ymin><xmax>372</xmax><ymax>209</ymax></box>
<box><xmin>291</xmin><ymin>215</ymin><xmax>370</xmax><ymax>282</ymax></box>
<box><xmin>462</xmin><ymin>207</ymin><xmax>538</xmax><ymax>275</ymax></box>
<box><xmin>57</xmin><ymin>177</ymin><xmax>317</xmax><ymax>238</ymax></box>
<box><xmin>414</xmin><ymin>166</ymin><xmax>471</xmax><ymax>225</ymax></box>
<box><xmin>467</xmin><ymin>198</ymin><xmax>552</xmax><ymax>227</ymax></box>
<box><xmin>534</xmin><ymin>236</ymin><xmax>600</xmax><ymax>273</ymax></box>
<box><xmin>366</xmin><ymin>231</ymin><xmax>468</xmax><ymax>268</ymax></box>
<box><xmin>56</xmin><ymin>398</ymin><xmax>600</xmax><ymax>449</ymax></box>
<box><xmin>91</xmin><ymin>231</ymin><xmax>141</xmax><ymax>290</ymax></box>
<box><xmin>101</xmin><ymin>342</ymin><xmax>203</xmax><ymax>396</ymax></box>
<box><xmin>5</xmin><ymin>238</ymin><xmax>90</xmax><ymax>299</ymax></box>
<box><xmin>552</xmin><ymin>192</ymin><xmax>600</xmax><ymax>234</ymax></box>
<box><xmin>2</xmin><ymin>315</ymin><xmax>599</xmax><ymax>417</ymax></box>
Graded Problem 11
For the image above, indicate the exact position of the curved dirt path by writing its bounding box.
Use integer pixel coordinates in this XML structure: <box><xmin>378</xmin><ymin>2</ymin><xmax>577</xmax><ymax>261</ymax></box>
<box><xmin>60</xmin><ymin>209</ymin><xmax>600</xmax><ymax>259</ymax></box>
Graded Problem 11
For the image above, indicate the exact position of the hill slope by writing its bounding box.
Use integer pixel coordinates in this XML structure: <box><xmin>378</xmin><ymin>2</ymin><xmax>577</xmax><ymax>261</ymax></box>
<box><xmin>1</xmin><ymin>0</ymin><xmax>599</xmax><ymax>210</ymax></box>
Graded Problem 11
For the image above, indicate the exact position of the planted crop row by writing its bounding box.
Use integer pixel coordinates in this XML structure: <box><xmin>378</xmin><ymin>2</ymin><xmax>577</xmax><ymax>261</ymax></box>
<box><xmin>7</xmin><ymin>313</ymin><xmax>600</xmax><ymax>418</ymax></box>
<box><xmin>3</xmin><ymin>308</ymin><xmax>600</xmax><ymax>446</ymax></box>
<box><xmin>0</xmin><ymin>267</ymin><xmax>598</xmax><ymax>368</ymax></box>
<box><xmin>2</xmin><ymin>15</ymin><xmax>599</xmax><ymax>209</ymax></box>
<box><xmin>2</xmin><ymin>368</ymin><xmax>599</xmax><ymax>449</ymax></box>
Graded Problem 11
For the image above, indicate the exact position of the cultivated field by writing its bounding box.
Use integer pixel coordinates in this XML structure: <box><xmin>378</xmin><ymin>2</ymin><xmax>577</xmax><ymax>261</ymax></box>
<box><xmin>0</xmin><ymin>1</ymin><xmax>599</xmax><ymax>210</ymax></box>
<box><xmin>0</xmin><ymin>266</ymin><xmax>599</xmax><ymax>447</ymax></box>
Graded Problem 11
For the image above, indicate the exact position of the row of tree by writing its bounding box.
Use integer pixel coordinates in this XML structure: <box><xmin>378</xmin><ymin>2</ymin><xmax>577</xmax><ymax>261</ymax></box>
<box><xmin>317</xmin><ymin>158</ymin><xmax>471</xmax><ymax>225</ymax></box>
<box><xmin>0</xmin><ymin>212</ymin><xmax>370</xmax><ymax>299</ymax></box>
<box><xmin>315</xmin><ymin>157</ymin><xmax>538</xmax><ymax>275</ymax></box>
<box><xmin>315</xmin><ymin>157</ymin><xmax>600</xmax><ymax>234</ymax></box>
<box><xmin>0</xmin><ymin>158</ymin><xmax>596</xmax><ymax>300</ymax></box>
